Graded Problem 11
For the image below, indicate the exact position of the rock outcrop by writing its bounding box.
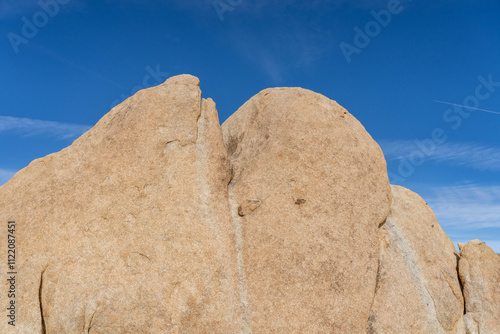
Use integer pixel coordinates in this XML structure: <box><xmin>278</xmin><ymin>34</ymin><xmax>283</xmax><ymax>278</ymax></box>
<box><xmin>459</xmin><ymin>240</ymin><xmax>500</xmax><ymax>334</ymax></box>
<box><xmin>369</xmin><ymin>185</ymin><xmax>465</xmax><ymax>333</ymax></box>
<box><xmin>221</xmin><ymin>87</ymin><xmax>392</xmax><ymax>332</ymax></box>
<box><xmin>1</xmin><ymin>74</ymin><xmax>498</xmax><ymax>333</ymax></box>
<box><xmin>0</xmin><ymin>75</ymin><xmax>242</xmax><ymax>333</ymax></box>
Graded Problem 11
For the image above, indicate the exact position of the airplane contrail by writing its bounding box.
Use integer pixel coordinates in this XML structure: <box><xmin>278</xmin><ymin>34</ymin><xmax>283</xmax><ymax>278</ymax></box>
<box><xmin>434</xmin><ymin>100</ymin><xmax>500</xmax><ymax>115</ymax></box>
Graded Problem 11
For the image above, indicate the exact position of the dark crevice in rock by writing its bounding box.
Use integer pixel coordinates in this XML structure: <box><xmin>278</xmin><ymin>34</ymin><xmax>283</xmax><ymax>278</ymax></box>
<box><xmin>295</xmin><ymin>198</ymin><xmax>306</xmax><ymax>205</ymax></box>
<box><xmin>454</xmin><ymin>252</ymin><xmax>466</xmax><ymax>315</ymax></box>
<box><xmin>195</xmin><ymin>99</ymin><xmax>203</xmax><ymax>145</ymax></box>
<box><xmin>87</xmin><ymin>310</ymin><xmax>97</xmax><ymax>334</ymax></box>
<box><xmin>366</xmin><ymin>256</ymin><xmax>382</xmax><ymax>333</ymax></box>
<box><xmin>226</xmin><ymin>135</ymin><xmax>239</xmax><ymax>157</ymax></box>
<box><xmin>227</xmin><ymin>165</ymin><xmax>234</xmax><ymax>186</ymax></box>
<box><xmin>39</xmin><ymin>267</ymin><xmax>47</xmax><ymax>334</ymax></box>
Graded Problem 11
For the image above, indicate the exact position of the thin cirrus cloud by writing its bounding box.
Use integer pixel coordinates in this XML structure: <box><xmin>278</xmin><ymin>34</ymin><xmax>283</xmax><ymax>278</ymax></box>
<box><xmin>379</xmin><ymin>140</ymin><xmax>500</xmax><ymax>172</ymax></box>
<box><xmin>229</xmin><ymin>26</ymin><xmax>330</xmax><ymax>83</ymax></box>
<box><xmin>0</xmin><ymin>116</ymin><xmax>91</xmax><ymax>140</ymax></box>
<box><xmin>423</xmin><ymin>184</ymin><xmax>500</xmax><ymax>230</ymax></box>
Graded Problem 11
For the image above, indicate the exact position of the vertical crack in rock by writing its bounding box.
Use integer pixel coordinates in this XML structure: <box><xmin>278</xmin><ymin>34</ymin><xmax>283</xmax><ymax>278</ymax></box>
<box><xmin>196</xmin><ymin>98</ymin><xmax>249</xmax><ymax>333</ymax></box>
<box><xmin>39</xmin><ymin>267</ymin><xmax>47</xmax><ymax>334</ymax></box>
<box><xmin>219</xmin><ymin>105</ymin><xmax>251</xmax><ymax>333</ymax></box>
<box><xmin>228</xmin><ymin>180</ymin><xmax>251</xmax><ymax>334</ymax></box>
<box><xmin>87</xmin><ymin>310</ymin><xmax>96</xmax><ymax>334</ymax></box>
<box><xmin>194</xmin><ymin>98</ymin><xmax>203</xmax><ymax>145</ymax></box>
<box><xmin>366</xmin><ymin>256</ymin><xmax>382</xmax><ymax>333</ymax></box>
<box><xmin>196</xmin><ymin>100</ymin><xmax>220</xmax><ymax>244</ymax></box>
<box><xmin>83</xmin><ymin>305</ymin><xmax>97</xmax><ymax>334</ymax></box>
<box><xmin>452</xmin><ymin>252</ymin><xmax>466</xmax><ymax>316</ymax></box>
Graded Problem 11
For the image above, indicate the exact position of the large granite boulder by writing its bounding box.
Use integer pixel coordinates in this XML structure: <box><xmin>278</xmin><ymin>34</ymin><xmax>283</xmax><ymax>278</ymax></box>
<box><xmin>221</xmin><ymin>87</ymin><xmax>392</xmax><ymax>332</ymax></box>
<box><xmin>0</xmin><ymin>75</ymin><xmax>242</xmax><ymax>333</ymax></box>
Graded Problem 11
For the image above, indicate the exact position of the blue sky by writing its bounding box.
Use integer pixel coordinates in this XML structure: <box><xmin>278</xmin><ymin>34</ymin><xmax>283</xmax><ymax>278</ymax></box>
<box><xmin>1</xmin><ymin>0</ymin><xmax>499</xmax><ymax>251</ymax></box>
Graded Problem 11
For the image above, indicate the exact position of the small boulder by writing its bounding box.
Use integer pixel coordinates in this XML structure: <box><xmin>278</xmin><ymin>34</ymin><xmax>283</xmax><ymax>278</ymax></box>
<box><xmin>368</xmin><ymin>185</ymin><xmax>465</xmax><ymax>333</ymax></box>
<box><xmin>459</xmin><ymin>239</ymin><xmax>500</xmax><ymax>334</ymax></box>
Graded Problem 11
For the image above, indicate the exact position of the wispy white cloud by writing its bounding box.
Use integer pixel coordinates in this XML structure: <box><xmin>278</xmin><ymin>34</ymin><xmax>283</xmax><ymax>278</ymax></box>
<box><xmin>422</xmin><ymin>184</ymin><xmax>500</xmax><ymax>230</ymax></box>
<box><xmin>0</xmin><ymin>169</ymin><xmax>16</xmax><ymax>186</ymax></box>
<box><xmin>228</xmin><ymin>21</ymin><xmax>331</xmax><ymax>83</ymax></box>
<box><xmin>250</xmin><ymin>49</ymin><xmax>286</xmax><ymax>83</ymax></box>
<box><xmin>30</xmin><ymin>45</ymin><xmax>123</xmax><ymax>89</ymax></box>
<box><xmin>379</xmin><ymin>140</ymin><xmax>500</xmax><ymax>172</ymax></box>
<box><xmin>0</xmin><ymin>116</ymin><xmax>91</xmax><ymax>140</ymax></box>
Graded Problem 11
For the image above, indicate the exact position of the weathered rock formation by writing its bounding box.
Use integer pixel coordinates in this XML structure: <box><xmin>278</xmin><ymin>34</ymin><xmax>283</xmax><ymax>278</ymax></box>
<box><xmin>1</xmin><ymin>75</ymin><xmax>242</xmax><ymax>333</ymax></box>
<box><xmin>1</xmin><ymin>75</ymin><xmax>498</xmax><ymax>333</ymax></box>
<box><xmin>459</xmin><ymin>240</ymin><xmax>500</xmax><ymax>333</ymax></box>
<box><xmin>369</xmin><ymin>185</ymin><xmax>465</xmax><ymax>333</ymax></box>
<box><xmin>222</xmin><ymin>88</ymin><xmax>391</xmax><ymax>332</ymax></box>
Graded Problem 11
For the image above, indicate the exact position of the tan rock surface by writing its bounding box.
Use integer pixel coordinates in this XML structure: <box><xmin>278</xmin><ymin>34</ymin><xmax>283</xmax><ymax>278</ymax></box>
<box><xmin>5</xmin><ymin>75</ymin><xmax>487</xmax><ymax>334</ymax></box>
<box><xmin>459</xmin><ymin>239</ymin><xmax>500</xmax><ymax>334</ymax></box>
<box><xmin>0</xmin><ymin>75</ymin><xmax>242</xmax><ymax>333</ymax></box>
<box><xmin>368</xmin><ymin>185</ymin><xmax>465</xmax><ymax>333</ymax></box>
<box><xmin>221</xmin><ymin>87</ymin><xmax>392</xmax><ymax>332</ymax></box>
